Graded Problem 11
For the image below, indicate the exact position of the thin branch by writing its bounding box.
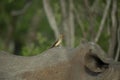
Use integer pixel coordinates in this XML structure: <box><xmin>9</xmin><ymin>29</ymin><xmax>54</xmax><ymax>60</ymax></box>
<box><xmin>27</xmin><ymin>11</ymin><xmax>42</xmax><ymax>43</ymax></box>
<box><xmin>83</xmin><ymin>0</ymin><xmax>95</xmax><ymax>40</ymax></box>
<box><xmin>95</xmin><ymin>0</ymin><xmax>112</xmax><ymax>42</ymax></box>
<box><xmin>11</xmin><ymin>1</ymin><xmax>32</xmax><ymax>16</ymax></box>
<box><xmin>84</xmin><ymin>0</ymin><xmax>90</xmax><ymax>10</ymax></box>
<box><xmin>115</xmin><ymin>25</ymin><xmax>120</xmax><ymax>61</ymax></box>
<box><xmin>115</xmin><ymin>27</ymin><xmax>120</xmax><ymax>61</ymax></box>
<box><xmin>108</xmin><ymin>0</ymin><xmax>118</xmax><ymax>58</ymax></box>
<box><xmin>90</xmin><ymin>0</ymin><xmax>99</xmax><ymax>12</ymax></box>
<box><xmin>43</xmin><ymin>0</ymin><xmax>60</xmax><ymax>39</ymax></box>
<box><xmin>73</xmin><ymin>6</ymin><xmax>86</xmax><ymax>38</ymax></box>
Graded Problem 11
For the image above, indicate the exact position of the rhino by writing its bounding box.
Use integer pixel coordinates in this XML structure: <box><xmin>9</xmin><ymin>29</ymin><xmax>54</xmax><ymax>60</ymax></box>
<box><xmin>0</xmin><ymin>42</ymin><xmax>120</xmax><ymax>80</ymax></box>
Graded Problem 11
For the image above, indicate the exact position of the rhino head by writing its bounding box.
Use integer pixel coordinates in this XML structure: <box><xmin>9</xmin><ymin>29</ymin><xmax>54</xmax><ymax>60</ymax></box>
<box><xmin>0</xmin><ymin>42</ymin><xmax>120</xmax><ymax>80</ymax></box>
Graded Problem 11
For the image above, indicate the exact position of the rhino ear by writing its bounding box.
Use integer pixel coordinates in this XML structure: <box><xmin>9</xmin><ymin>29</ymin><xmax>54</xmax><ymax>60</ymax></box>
<box><xmin>84</xmin><ymin>49</ymin><xmax>109</xmax><ymax>74</ymax></box>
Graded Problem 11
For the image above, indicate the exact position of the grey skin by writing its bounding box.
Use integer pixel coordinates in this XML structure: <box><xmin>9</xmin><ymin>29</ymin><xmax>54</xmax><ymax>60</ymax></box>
<box><xmin>0</xmin><ymin>42</ymin><xmax>120</xmax><ymax>80</ymax></box>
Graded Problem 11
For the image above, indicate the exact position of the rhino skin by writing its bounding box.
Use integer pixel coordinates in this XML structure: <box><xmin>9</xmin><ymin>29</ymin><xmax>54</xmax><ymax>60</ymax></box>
<box><xmin>0</xmin><ymin>42</ymin><xmax>120</xmax><ymax>80</ymax></box>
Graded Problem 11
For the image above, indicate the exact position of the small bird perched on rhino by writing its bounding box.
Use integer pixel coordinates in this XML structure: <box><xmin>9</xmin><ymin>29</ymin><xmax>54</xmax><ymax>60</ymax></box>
<box><xmin>51</xmin><ymin>34</ymin><xmax>64</xmax><ymax>48</ymax></box>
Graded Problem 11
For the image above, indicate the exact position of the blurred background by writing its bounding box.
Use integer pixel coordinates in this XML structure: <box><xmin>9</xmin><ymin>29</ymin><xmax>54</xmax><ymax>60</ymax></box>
<box><xmin>0</xmin><ymin>0</ymin><xmax>120</xmax><ymax>60</ymax></box>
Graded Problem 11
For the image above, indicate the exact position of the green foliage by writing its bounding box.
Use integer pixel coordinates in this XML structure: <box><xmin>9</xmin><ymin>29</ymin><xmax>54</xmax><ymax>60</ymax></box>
<box><xmin>21</xmin><ymin>33</ymin><xmax>50</xmax><ymax>56</ymax></box>
<box><xmin>0</xmin><ymin>0</ymin><xmax>120</xmax><ymax>56</ymax></box>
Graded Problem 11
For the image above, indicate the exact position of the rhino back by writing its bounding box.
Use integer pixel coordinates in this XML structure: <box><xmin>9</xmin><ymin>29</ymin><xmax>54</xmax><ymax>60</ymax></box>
<box><xmin>0</xmin><ymin>47</ymin><xmax>74</xmax><ymax>80</ymax></box>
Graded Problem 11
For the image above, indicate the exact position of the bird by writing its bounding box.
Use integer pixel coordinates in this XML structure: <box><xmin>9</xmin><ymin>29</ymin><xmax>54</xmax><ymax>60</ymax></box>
<box><xmin>50</xmin><ymin>34</ymin><xmax>64</xmax><ymax>48</ymax></box>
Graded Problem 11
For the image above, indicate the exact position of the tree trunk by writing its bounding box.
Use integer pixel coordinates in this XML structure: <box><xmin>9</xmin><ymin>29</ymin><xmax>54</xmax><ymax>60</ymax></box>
<box><xmin>43</xmin><ymin>0</ymin><xmax>60</xmax><ymax>39</ymax></box>
<box><xmin>60</xmin><ymin>0</ymin><xmax>75</xmax><ymax>48</ymax></box>
<box><xmin>68</xmin><ymin>0</ymin><xmax>75</xmax><ymax>47</ymax></box>
<box><xmin>60</xmin><ymin>0</ymin><xmax>69</xmax><ymax>47</ymax></box>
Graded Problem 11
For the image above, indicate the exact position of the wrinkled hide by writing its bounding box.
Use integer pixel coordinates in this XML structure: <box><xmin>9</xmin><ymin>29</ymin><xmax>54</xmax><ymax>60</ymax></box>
<box><xmin>0</xmin><ymin>42</ymin><xmax>120</xmax><ymax>80</ymax></box>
